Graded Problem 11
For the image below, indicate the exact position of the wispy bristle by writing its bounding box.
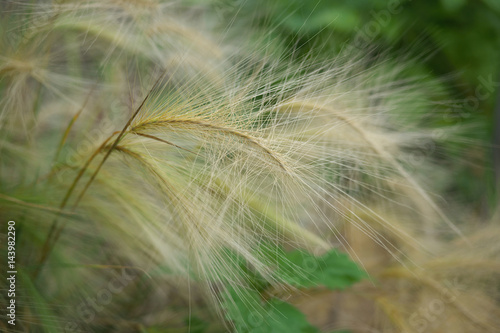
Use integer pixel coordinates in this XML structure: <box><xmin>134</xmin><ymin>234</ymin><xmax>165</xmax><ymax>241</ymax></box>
<box><xmin>0</xmin><ymin>1</ymin><xmax>498</xmax><ymax>332</ymax></box>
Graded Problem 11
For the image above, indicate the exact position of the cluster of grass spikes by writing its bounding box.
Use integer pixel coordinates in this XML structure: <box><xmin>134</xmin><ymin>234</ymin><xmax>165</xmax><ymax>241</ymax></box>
<box><xmin>0</xmin><ymin>1</ymin><xmax>499</xmax><ymax>332</ymax></box>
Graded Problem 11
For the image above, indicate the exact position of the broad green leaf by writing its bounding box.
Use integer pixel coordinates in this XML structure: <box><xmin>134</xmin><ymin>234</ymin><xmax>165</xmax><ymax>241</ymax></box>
<box><xmin>256</xmin><ymin>244</ymin><xmax>366</xmax><ymax>290</ymax></box>
<box><xmin>222</xmin><ymin>245</ymin><xmax>366</xmax><ymax>332</ymax></box>
<box><xmin>223</xmin><ymin>286</ymin><xmax>320</xmax><ymax>333</ymax></box>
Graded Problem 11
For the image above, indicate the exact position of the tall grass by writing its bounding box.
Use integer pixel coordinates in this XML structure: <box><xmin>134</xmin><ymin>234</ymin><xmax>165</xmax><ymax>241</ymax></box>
<box><xmin>0</xmin><ymin>1</ymin><xmax>499</xmax><ymax>332</ymax></box>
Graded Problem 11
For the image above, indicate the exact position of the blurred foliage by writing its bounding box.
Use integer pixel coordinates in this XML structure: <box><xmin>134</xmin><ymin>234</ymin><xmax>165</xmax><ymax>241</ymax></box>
<box><xmin>230</xmin><ymin>0</ymin><xmax>500</xmax><ymax>91</ymax></box>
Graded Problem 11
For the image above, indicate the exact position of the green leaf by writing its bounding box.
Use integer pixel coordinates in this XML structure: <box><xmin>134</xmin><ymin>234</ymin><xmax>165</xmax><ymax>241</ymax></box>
<box><xmin>222</xmin><ymin>245</ymin><xmax>366</xmax><ymax>332</ymax></box>
<box><xmin>223</xmin><ymin>286</ymin><xmax>320</xmax><ymax>333</ymax></box>
<box><xmin>256</xmin><ymin>244</ymin><xmax>366</xmax><ymax>290</ymax></box>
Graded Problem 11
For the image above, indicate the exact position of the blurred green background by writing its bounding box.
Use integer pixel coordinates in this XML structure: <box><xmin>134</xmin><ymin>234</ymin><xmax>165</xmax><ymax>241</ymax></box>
<box><xmin>208</xmin><ymin>0</ymin><xmax>500</xmax><ymax>217</ymax></box>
